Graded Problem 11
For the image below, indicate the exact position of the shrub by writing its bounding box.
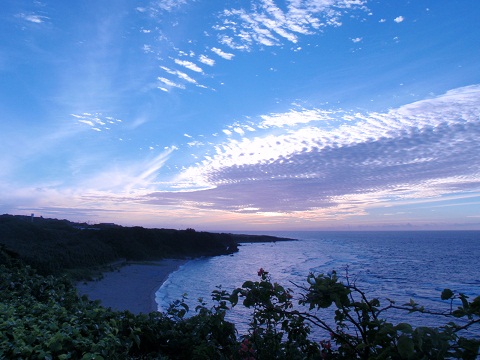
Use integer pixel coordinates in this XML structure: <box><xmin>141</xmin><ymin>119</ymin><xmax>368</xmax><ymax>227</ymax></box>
<box><xmin>228</xmin><ymin>269</ymin><xmax>480</xmax><ymax>359</ymax></box>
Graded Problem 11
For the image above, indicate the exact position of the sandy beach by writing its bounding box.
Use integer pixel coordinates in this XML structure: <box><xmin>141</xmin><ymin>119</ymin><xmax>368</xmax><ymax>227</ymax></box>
<box><xmin>76</xmin><ymin>259</ymin><xmax>188</xmax><ymax>314</ymax></box>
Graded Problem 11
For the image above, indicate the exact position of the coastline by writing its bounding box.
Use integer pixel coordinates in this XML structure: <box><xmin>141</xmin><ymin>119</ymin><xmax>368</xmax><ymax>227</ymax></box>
<box><xmin>76</xmin><ymin>259</ymin><xmax>188</xmax><ymax>314</ymax></box>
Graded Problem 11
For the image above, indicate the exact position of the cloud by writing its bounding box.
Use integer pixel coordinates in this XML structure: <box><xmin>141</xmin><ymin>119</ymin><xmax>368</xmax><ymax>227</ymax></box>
<box><xmin>149</xmin><ymin>85</ymin><xmax>480</xmax><ymax>218</ymax></box>
<box><xmin>72</xmin><ymin>113</ymin><xmax>122</xmax><ymax>132</ymax></box>
<box><xmin>67</xmin><ymin>148</ymin><xmax>176</xmax><ymax>195</ymax></box>
<box><xmin>126</xmin><ymin>151</ymin><xmax>174</xmax><ymax>191</ymax></box>
<box><xmin>78</xmin><ymin>120</ymin><xmax>95</xmax><ymax>127</ymax></box>
<box><xmin>0</xmin><ymin>149</ymin><xmax>176</xmax><ymax>220</ymax></box>
<box><xmin>16</xmin><ymin>13</ymin><xmax>49</xmax><ymax>24</ymax></box>
<box><xmin>394</xmin><ymin>16</ymin><xmax>404</xmax><ymax>23</ymax></box>
<box><xmin>211</xmin><ymin>47</ymin><xmax>235</xmax><ymax>60</ymax></box>
<box><xmin>157</xmin><ymin>77</ymin><xmax>185</xmax><ymax>89</ymax></box>
<box><xmin>351</xmin><ymin>37</ymin><xmax>362</xmax><ymax>43</ymax></box>
<box><xmin>213</xmin><ymin>0</ymin><xmax>368</xmax><ymax>50</ymax></box>
<box><xmin>154</xmin><ymin>0</ymin><xmax>189</xmax><ymax>12</ymax></box>
<box><xmin>174</xmin><ymin>59</ymin><xmax>203</xmax><ymax>73</ymax></box>
<box><xmin>141</xmin><ymin>0</ymin><xmax>367</xmax><ymax>95</ymax></box>
<box><xmin>161</xmin><ymin>66</ymin><xmax>198</xmax><ymax>84</ymax></box>
<box><xmin>259</xmin><ymin>108</ymin><xmax>335</xmax><ymax>128</ymax></box>
<box><xmin>233</xmin><ymin>127</ymin><xmax>245</xmax><ymax>136</ymax></box>
<box><xmin>6</xmin><ymin>86</ymin><xmax>479</xmax><ymax>229</ymax></box>
<box><xmin>187</xmin><ymin>140</ymin><xmax>205</xmax><ymax>147</ymax></box>
<box><xmin>198</xmin><ymin>55</ymin><xmax>215</xmax><ymax>66</ymax></box>
<box><xmin>143</xmin><ymin>44</ymin><xmax>154</xmax><ymax>53</ymax></box>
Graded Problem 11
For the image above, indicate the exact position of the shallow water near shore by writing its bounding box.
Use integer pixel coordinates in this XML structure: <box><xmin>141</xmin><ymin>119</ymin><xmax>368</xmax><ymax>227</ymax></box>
<box><xmin>156</xmin><ymin>231</ymin><xmax>480</xmax><ymax>338</ymax></box>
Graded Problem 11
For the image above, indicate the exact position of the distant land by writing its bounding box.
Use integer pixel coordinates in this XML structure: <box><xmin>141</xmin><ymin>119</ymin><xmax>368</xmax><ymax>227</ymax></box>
<box><xmin>0</xmin><ymin>214</ymin><xmax>294</xmax><ymax>278</ymax></box>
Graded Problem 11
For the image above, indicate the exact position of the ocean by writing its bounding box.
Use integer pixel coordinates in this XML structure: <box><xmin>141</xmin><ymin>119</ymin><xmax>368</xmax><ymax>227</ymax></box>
<box><xmin>156</xmin><ymin>231</ymin><xmax>480</xmax><ymax>338</ymax></box>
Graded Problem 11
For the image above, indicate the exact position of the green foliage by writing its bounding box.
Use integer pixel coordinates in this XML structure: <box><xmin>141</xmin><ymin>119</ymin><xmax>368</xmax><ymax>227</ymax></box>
<box><xmin>229</xmin><ymin>269</ymin><xmax>479</xmax><ymax>359</ymax></box>
<box><xmin>230</xmin><ymin>268</ymin><xmax>319</xmax><ymax>359</ymax></box>
<box><xmin>0</xmin><ymin>262</ymin><xmax>126</xmax><ymax>358</ymax></box>
<box><xmin>0</xmin><ymin>252</ymin><xmax>238</xmax><ymax>359</ymax></box>
<box><xmin>224</xmin><ymin>268</ymin><xmax>479</xmax><ymax>359</ymax></box>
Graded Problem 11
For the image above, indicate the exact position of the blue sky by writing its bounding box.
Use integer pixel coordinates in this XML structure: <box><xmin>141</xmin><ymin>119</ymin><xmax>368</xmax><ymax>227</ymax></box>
<box><xmin>1</xmin><ymin>0</ymin><xmax>479</xmax><ymax>230</ymax></box>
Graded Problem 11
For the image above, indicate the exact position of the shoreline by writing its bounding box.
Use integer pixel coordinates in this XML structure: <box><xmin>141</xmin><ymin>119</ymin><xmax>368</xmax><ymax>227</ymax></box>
<box><xmin>76</xmin><ymin>259</ymin><xmax>188</xmax><ymax>314</ymax></box>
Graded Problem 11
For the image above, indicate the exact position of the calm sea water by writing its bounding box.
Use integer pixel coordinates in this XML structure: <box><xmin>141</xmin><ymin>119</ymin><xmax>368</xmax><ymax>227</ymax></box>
<box><xmin>156</xmin><ymin>231</ymin><xmax>480</xmax><ymax>338</ymax></box>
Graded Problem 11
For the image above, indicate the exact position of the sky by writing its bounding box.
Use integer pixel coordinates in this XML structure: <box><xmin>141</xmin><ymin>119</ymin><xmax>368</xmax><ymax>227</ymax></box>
<box><xmin>1</xmin><ymin>0</ymin><xmax>479</xmax><ymax>231</ymax></box>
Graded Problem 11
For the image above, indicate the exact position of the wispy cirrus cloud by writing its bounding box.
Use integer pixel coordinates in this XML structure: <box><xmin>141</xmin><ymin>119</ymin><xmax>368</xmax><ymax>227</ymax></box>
<box><xmin>161</xmin><ymin>66</ymin><xmax>198</xmax><ymax>84</ymax></box>
<box><xmin>16</xmin><ymin>13</ymin><xmax>49</xmax><ymax>24</ymax></box>
<box><xmin>0</xmin><ymin>147</ymin><xmax>176</xmax><ymax>222</ymax></box>
<box><xmin>174</xmin><ymin>59</ymin><xmax>203</xmax><ymax>73</ymax></box>
<box><xmin>210</xmin><ymin>47</ymin><xmax>235</xmax><ymax>60</ymax></box>
<box><xmin>152</xmin><ymin>0</ymin><xmax>189</xmax><ymax>12</ymax></box>
<box><xmin>157</xmin><ymin>77</ymin><xmax>186</xmax><ymax>91</ymax></box>
<box><xmin>72</xmin><ymin>113</ymin><xmax>123</xmax><ymax>132</ymax></box>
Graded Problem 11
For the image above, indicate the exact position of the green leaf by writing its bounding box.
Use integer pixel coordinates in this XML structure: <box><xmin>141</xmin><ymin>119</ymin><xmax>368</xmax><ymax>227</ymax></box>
<box><xmin>395</xmin><ymin>323</ymin><xmax>413</xmax><ymax>334</ymax></box>
<box><xmin>180</xmin><ymin>302</ymin><xmax>189</xmax><ymax>312</ymax></box>
<box><xmin>229</xmin><ymin>292</ymin><xmax>238</xmax><ymax>307</ymax></box>
<box><xmin>459</xmin><ymin>293</ymin><xmax>470</xmax><ymax>309</ymax></box>
<box><xmin>470</xmin><ymin>296</ymin><xmax>480</xmax><ymax>315</ymax></box>
<box><xmin>81</xmin><ymin>354</ymin><xmax>104</xmax><ymax>360</ymax></box>
<box><xmin>441</xmin><ymin>288</ymin><xmax>454</xmax><ymax>300</ymax></box>
<box><xmin>397</xmin><ymin>335</ymin><xmax>414</xmax><ymax>359</ymax></box>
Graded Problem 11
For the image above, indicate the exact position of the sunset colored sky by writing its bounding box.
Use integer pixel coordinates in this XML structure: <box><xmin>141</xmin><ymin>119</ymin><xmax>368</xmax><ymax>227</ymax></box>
<box><xmin>1</xmin><ymin>1</ymin><xmax>479</xmax><ymax>230</ymax></box>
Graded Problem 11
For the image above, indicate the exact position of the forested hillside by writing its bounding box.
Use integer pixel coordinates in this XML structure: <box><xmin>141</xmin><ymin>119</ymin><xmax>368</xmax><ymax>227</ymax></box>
<box><xmin>0</xmin><ymin>214</ymin><xmax>238</xmax><ymax>276</ymax></box>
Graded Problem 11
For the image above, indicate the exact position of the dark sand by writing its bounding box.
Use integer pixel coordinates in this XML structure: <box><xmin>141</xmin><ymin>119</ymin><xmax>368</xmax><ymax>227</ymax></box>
<box><xmin>76</xmin><ymin>259</ymin><xmax>188</xmax><ymax>314</ymax></box>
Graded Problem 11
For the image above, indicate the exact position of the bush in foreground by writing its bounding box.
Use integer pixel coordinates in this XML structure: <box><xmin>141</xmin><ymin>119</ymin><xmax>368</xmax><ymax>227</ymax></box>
<box><xmin>226</xmin><ymin>269</ymin><xmax>479</xmax><ymax>359</ymax></box>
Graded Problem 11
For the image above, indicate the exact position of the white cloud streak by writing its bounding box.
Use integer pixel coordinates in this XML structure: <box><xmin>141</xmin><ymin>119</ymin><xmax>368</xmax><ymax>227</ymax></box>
<box><xmin>174</xmin><ymin>59</ymin><xmax>203</xmax><ymax>73</ymax></box>
<box><xmin>154</xmin><ymin>0</ymin><xmax>188</xmax><ymax>12</ymax></box>
<box><xmin>198</xmin><ymin>55</ymin><xmax>215</xmax><ymax>66</ymax></box>
<box><xmin>158</xmin><ymin>77</ymin><xmax>185</xmax><ymax>89</ymax></box>
<box><xmin>16</xmin><ymin>13</ymin><xmax>49</xmax><ymax>23</ymax></box>
<box><xmin>161</xmin><ymin>66</ymin><xmax>197</xmax><ymax>84</ymax></box>
<box><xmin>211</xmin><ymin>47</ymin><xmax>235</xmax><ymax>60</ymax></box>
<box><xmin>72</xmin><ymin>113</ymin><xmax>122</xmax><ymax>132</ymax></box>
